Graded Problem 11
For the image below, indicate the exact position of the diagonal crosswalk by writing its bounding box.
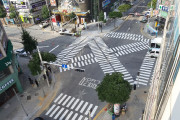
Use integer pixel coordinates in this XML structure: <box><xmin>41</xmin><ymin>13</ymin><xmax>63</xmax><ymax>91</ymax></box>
<box><xmin>45</xmin><ymin>93</ymin><xmax>98</xmax><ymax>120</ymax></box>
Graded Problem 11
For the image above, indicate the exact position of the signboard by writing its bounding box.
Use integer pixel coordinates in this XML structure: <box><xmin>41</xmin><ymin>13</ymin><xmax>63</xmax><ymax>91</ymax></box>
<box><xmin>102</xmin><ymin>0</ymin><xmax>111</xmax><ymax>8</ymax></box>
<box><xmin>159</xmin><ymin>5</ymin><xmax>168</xmax><ymax>12</ymax></box>
<box><xmin>0</xmin><ymin>79</ymin><xmax>15</xmax><ymax>92</ymax></box>
<box><xmin>31</xmin><ymin>1</ymin><xmax>46</xmax><ymax>12</ymax></box>
<box><xmin>50</xmin><ymin>0</ymin><xmax>57</xmax><ymax>6</ymax></box>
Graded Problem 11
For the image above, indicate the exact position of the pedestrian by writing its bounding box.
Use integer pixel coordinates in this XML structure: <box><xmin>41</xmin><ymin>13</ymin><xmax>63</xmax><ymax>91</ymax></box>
<box><xmin>43</xmin><ymin>74</ymin><xmax>46</xmax><ymax>80</ymax></box>
<box><xmin>48</xmin><ymin>66</ymin><xmax>51</xmax><ymax>73</ymax></box>
<box><xmin>28</xmin><ymin>77</ymin><xmax>34</xmax><ymax>87</ymax></box>
<box><xmin>35</xmin><ymin>79</ymin><xmax>39</xmax><ymax>87</ymax></box>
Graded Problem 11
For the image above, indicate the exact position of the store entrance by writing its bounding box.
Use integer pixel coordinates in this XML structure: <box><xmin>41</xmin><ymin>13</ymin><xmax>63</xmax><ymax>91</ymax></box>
<box><xmin>0</xmin><ymin>84</ymin><xmax>17</xmax><ymax>107</ymax></box>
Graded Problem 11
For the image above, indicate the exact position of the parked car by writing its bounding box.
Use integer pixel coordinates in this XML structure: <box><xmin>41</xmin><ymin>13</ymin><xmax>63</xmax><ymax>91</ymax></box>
<box><xmin>149</xmin><ymin>48</ymin><xmax>160</xmax><ymax>58</ymax></box>
<box><xmin>140</xmin><ymin>16</ymin><xmax>148</xmax><ymax>23</ymax></box>
<box><xmin>14</xmin><ymin>48</ymin><xmax>28</xmax><ymax>57</ymax></box>
<box><xmin>39</xmin><ymin>21</ymin><xmax>49</xmax><ymax>28</ymax></box>
<box><xmin>34</xmin><ymin>117</ymin><xmax>44</xmax><ymax>120</ymax></box>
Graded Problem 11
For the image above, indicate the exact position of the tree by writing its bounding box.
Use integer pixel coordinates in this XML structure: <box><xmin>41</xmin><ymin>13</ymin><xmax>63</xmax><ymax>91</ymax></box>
<box><xmin>9</xmin><ymin>4</ymin><xmax>17</xmax><ymax>19</ymax></box>
<box><xmin>0</xmin><ymin>6</ymin><xmax>7</xmax><ymax>24</ymax></box>
<box><xmin>21</xmin><ymin>28</ymin><xmax>38</xmax><ymax>54</ymax></box>
<box><xmin>28</xmin><ymin>52</ymin><xmax>56</xmax><ymax>76</ymax></box>
<box><xmin>96</xmin><ymin>72</ymin><xmax>132</xmax><ymax>104</ymax></box>
<box><xmin>69</xmin><ymin>12</ymin><xmax>77</xmax><ymax>31</ymax></box>
<box><xmin>99</xmin><ymin>11</ymin><xmax>104</xmax><ymax>21</ymax></box>
<box><xmin>147</xmin><ymin>0</ymin><xmax>157</xmax><ymax>9</ymax></box>
<box><xmin>118</xmin><ymin>4</ymin><xmax>131</xmax><ymax>12</ymax></box>
<box><xmin>41</xmin><ymin>5</ymin><xmax>50</xmax><ymax>20</ymax></box>
<box><xmin>109</xmin><ymin>12</ymin><xmax>122</xmax><ymax>27</ymax></box>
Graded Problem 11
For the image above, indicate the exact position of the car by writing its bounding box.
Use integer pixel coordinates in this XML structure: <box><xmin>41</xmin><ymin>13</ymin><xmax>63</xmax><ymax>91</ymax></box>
<box><xmin>140</xmin><ymin>16</ymin><xmax>148</xmax><ymax>23</ymax></box>
<box><xmin>34</xmin><ymin>117</ymin><xmax>44</xmax><ymax>120</ymax></box>
<box><xmin>39</xmin><ymin>21</ymin><xmax>49</xmax><ymax>28</ymax></box>
<box><xmin>14</xmin><ymin>48</ymin><xmax>28</xmax><ymax>57</ymax></box>
<box><xmin>149</xmin><ymin>48</ymin><xmax>160</xmax><ymax>58</ymax></box>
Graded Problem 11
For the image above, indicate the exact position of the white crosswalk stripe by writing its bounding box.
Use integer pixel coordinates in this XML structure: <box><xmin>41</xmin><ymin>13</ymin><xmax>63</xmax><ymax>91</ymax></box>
<box><xmin>104</xmin><ymin>32</ymin><xmax>150</xmax><ymax>43</ymax></box>
<box><xmin>45</xmin><ymin>93</ymin><xmax>99</xmax><ymax>120</ymax></box>
<box><xmin>136</xmin><ymin>52</ymin><xmax>156</xmax><ymax>86</ymax></box>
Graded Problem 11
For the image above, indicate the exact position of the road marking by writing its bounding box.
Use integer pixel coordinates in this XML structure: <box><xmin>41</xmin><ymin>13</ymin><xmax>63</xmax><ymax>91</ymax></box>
<box><xmin>75</xmin><ymin>100</ymin><xmax>84</xmax><ymax>111</ymax></box>
<box><xmin>59</xmin><ymin>109</ymin><xmax>69</xmax><ymax>120</ymax></box>
<box><xmin>38</xmin><ymin>46</ymin><xmax>49</xmax><ymax>48</ymax></box>
<box><xmin>58</xmin><ymin>94</ymin><xmax>67</xmax><ymax>104</ymax></box>
<box><xmin>84</xmin><ymin>55</ymin><xmax>87</xmax><ymax>59</ymax></box>
<box><xmin>81</xmin><ymin>61</ymin><xmax>84</xmax><ymax>66</ymax></box>
<box><xmin>71</xmin><ymin>99</ymin><xmax>80</xmax><ymax>109</ymax></box>
<box><xmin>49</xmin><ymin>106</ymin><xmax>60</xmax><ymax>117</ymax></box>
<box><xmin>71</xmin><ymin>113</ymin><xmax>78</xmax><ymax>120</ymax></box>
<box><xmin>53</xmin><ymin>107</ymin><xmax>64</xmax><ymax>119</ymax></box>
<box><xmin>78</xmin><ymin>115</ymin><xmax>83</xmax><ymax>120</ymax></box>
<box><xmin>80</xmin><ymin>102</ymin><xmax>88</xmax><ymax>113</ymax></box>
<box><xmin>62</xmin><ymin>96</ymin><xmax>71</xmax><ymax>106</ymax></box>
<box><xmin>45</xmin><ymin>104</ymin><xmax>56</xmax><ymax>115</ymax></box>
<box><xmin>85</xmin><ymin>104</ymin><xmax>93</xmax><ymax>115</ymax></box>
<box><xmin>66</xmin><ymin>97</ymin><xmax>75</xmax><ymax>108</ymax></box>
<box><xmin>59</xmin><ymin>67</ymin><xmax>62</xmax><ymax>72</ymax></box>
<box><xmin>65</xmin><ymin>111</ymin><xmax>73</xmax><ymax>120</ymax></box>
<box><xmin>81</xmin><ymin>56</ymin><xmax>84</xmax><ymax>60</ymax></box>
<box><xmin>49</xmin><ymin>45</ymin><xmax>59</xmax><ymax>53</ymax></box>
<box><xmin>78</xmin><ymin>62</ymin><xmax>81</xmax><ymax>67</ymax></box>
<box><xmin>91</xmin><ymin>106</ymin><xmax>98</xmax><ymax>117</ymax></box>
<box><xmin>54</xmin><ymin>93</ymin><xmax>63</xmax><ymax>103</ymax></box>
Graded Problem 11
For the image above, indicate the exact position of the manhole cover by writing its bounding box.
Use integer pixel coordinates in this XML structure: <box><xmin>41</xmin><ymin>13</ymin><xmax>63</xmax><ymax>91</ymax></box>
<box><xmin>27</xmin><ymin>95</ymin><xmax>31</xmax><ymax>100</ymax></box>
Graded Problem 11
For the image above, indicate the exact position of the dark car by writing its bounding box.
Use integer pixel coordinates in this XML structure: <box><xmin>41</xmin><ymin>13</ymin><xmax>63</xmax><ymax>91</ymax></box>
<box><xmin>34</xmin><ymin>117</ymin><xmax>44</xmax><ymax>120</ymax></box>
<box><xmin>140</xmin><ymin>16</ymin><xmax>148</xmax><ymax>23</ymax></box>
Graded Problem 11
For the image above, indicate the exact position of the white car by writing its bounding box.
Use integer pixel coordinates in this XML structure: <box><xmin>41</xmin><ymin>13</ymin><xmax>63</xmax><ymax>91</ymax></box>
<box><xmin>39</xmin><ymin>21</ymin><xmax>49</xmax><ymax>28</ymax></box>
<box><xmin>149</xmin><ymin>48</ymin><xmax>160</xmax><ymax>58</ymax></box>
<box><xmin>14</xmin><ymin>48</ymin><xmax>28</xmax><ymax>57</ymax></box>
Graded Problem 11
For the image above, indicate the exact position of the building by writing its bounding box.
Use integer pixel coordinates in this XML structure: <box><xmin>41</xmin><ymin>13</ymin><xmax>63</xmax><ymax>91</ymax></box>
<box><xmin>0</xmin><ymin>21</ymin><xmax>23</xmax><ymax>106</ymax></box>
<box><xmin>143</xmin><ymin>0</ymin><xmax>180</xmax><ymax>120</ymax></box>
<box><xmin>2</xmin><ymin>0</ymin><xmax>50</xmax><ymax>24</ymax></box>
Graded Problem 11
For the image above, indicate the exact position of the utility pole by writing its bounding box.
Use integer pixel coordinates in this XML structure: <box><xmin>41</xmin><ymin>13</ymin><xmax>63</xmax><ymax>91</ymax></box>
<box><xmin>37</xmin><ymin>46</ymin><xmax>50</xmax><ymax>87</ymax></box>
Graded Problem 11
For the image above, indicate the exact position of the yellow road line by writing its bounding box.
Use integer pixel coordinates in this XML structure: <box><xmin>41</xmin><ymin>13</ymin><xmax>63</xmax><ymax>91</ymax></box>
<box><xmin>93</xmin><ymin>104</ymin><xmax>109</xmax><ymax>120</ymax></box>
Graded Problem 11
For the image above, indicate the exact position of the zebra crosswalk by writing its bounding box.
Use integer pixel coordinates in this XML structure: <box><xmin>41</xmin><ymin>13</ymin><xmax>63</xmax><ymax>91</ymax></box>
<box><xmin>136</xmin><ymin>52</ymin><xmax>156</xmax><ymax>86</ymax></box>
<box><xmin>45</xmin><ymin>93</ymin><xmax>98</xmax><ymax>120</ymax></box>
<box><xmin>104</xmin><ymin>32</ymin><xmax>150</xmax><ymax>43</ymax></box>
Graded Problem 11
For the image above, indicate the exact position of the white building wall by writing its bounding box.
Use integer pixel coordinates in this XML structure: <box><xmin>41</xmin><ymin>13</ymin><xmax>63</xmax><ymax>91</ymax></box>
<box><xmin>161</xmin><ymin>66</ymin><xmax>180</xmax><ymax>120</ymax></box>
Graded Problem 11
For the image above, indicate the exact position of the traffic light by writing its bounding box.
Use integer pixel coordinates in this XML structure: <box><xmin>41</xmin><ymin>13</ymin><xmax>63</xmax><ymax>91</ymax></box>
<box><xmin>75</xmin><ymin>68</ymin><xmax>85</xmax><ymax>72</ymax></box>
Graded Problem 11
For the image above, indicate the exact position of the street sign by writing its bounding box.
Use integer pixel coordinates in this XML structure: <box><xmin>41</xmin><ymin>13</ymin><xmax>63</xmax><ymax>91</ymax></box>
<box><xmin>62</xmin><ymin>64</ymin><xmax>67</xmax><ymax>68</ymax></box>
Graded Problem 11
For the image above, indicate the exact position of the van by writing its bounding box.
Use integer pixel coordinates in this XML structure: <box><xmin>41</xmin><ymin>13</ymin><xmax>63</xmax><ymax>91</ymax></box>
<box><xmin>150</xmin><ymin>48</ymin><xmax>160</xmax><ymax>58</ymax></box>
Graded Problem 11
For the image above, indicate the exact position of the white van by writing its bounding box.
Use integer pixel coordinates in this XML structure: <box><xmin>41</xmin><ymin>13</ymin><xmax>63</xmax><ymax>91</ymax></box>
<box><xmin>150</xmin><ymin>48</ymin><xmax>160</xmax><ymax>58</ymax></box>
<box><xmin>149</xmin><ymin>37</ymin><xmax>162</xmax><ymax>57</ymax></box>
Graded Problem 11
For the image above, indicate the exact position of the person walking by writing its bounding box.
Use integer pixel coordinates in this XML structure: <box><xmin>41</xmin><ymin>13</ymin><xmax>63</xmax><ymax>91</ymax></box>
<box><xmin>28</xmin><ymin>77</ymin><xmax>34</xmax><ymax>87</ymax></box>
<box><xmin>35</xmin><ymin>79</ymin><xmax>39</xmax><ymax>87</ymax></box>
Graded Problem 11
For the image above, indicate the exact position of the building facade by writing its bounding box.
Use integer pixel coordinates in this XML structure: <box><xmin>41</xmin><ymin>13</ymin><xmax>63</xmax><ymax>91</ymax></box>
<box><xmin>143</xmin><ymin>0</ymin><xmax>180</xmax><ymax>119</ymax></box>
<box><xmin>0</xmin><ymin>21</ymin><xmax>23</xmax><ymax>106</ymax></box>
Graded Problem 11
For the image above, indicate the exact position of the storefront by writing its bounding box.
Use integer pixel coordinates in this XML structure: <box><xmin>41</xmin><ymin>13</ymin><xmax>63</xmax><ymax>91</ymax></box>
<box><xmin>0</xmin><ymin>22</ymin><xmax>23</xmax><ymax>106</ymax></box>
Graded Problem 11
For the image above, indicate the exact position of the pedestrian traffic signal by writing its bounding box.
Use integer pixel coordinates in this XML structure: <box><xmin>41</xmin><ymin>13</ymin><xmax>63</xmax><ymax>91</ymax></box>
<box><xmin>75</xmin><ymin>68</ymin><xmax>85</xmax><ymax>72</ymax></box>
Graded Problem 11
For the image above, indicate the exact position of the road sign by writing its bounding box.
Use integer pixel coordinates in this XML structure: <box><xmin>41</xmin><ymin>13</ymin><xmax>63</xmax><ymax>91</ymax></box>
<box><xmin>62</xmin><ymin>64</ymin><xmax>67</xmax><ymax>68</ymax></box>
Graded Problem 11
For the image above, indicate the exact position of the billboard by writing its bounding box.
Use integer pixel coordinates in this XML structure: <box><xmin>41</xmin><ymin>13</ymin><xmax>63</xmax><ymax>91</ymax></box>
<box><xmin>102</xmin><ymin>0</ymin><xmax>111</xmax><ymax>8</ymax></box>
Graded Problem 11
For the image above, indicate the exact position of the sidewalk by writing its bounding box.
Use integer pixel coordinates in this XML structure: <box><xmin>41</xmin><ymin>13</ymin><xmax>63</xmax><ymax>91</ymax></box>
<box><xmin>95</xmin><ymin>86</ymin><xmax>149</xmax><ymax>120</ymax></box>
<box><xmin>0</xmin><ymin>56</ymin><xmax>62</xmax><ymax>120</ymax></box>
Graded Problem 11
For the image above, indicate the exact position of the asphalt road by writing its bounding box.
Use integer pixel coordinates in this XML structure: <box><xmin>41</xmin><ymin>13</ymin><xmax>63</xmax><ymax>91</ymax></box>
<box><xmin>4</xmin><ymin>0</ymin><xmax>155</xmax><ymax>119</ymax></box>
